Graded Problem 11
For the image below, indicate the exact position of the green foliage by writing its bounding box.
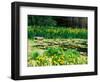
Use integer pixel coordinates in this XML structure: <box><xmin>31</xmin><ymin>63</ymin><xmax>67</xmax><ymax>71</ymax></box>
<box><xmin>45</xmin><ymin>47</ymin><xmax>64</xmax><ymax>57</ymax></box>
<box><xmin>64</xmin><ymin>49</ymin><xmax>80</xmax><ymax>64</ymax></box>
<box><xmin>30</xmin><ymin>51</ymin><xmax>39</xmax><ymax>60</ymax></box>
<box><xmin>28</xmin><ymin>15</ymin><xmax>88</xmax><ymax>28</ymax></box>
<box><xmin>64</xmin><ymin>49</ymin><xmax>80</xmax><ymax>57</ymax></box>
<box><xmin>28</xmin><ymin>28</ymin><xmax>34</xmax><ymax>39</ymax></box>
<box><xmin>28</xmin><ymin>26</ymin><xmax>87</xmax><ymax>39</ymax></box>
<box><xmin>28</xmin><ymin>16</ymin><xmax>56</xmax><ymax>26</ymax></box>
<box><xmin>35</xmin><ymin>55</ymin><xmax>50</xmax><ymax>66</ymax></box>
<box><xmin>51</xmin><ymin>55</ymin><xmax>65</xmax><ymax>65</ymax></box>
<box><xmin>28</xmin><ymin>47</ymin><xmax>88</xmax><ymax>66</ymax></box>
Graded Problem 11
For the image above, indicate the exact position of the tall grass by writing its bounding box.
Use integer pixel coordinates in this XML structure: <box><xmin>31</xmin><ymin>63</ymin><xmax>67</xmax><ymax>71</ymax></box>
<box><xmin>28</xmin><ymin>26</ymin><xmax>87</xmax><ymax>39</ymax></box>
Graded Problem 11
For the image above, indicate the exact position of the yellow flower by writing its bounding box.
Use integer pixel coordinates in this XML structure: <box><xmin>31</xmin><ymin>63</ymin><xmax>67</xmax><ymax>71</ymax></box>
<box><xmin>60</xmin><ymin>61</ymin><xmax>64</xmax><ymax>64</ymax></box>
<box><xmin>51</xmin><ymin>56</ymin><xmax>54</xmax><ymax>58</ymax></box>
<box><xmin>58</xmin><ymin>59</ymin><xmax>61</xmax><ymax>62</ymax></box>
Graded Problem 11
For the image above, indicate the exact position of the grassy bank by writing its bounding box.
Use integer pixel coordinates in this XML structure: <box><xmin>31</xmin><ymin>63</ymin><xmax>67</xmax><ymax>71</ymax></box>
<box><xmin>28</xmin><ymin>26</ymin><xmax>87</xmax><ymax>39</ymax></box>
<box><xmin>28</xmin><ymin>26</ymin><xmax>88</xmax><ymax>66</ymax></box>
<box><xmin>28</xmin><ymin>39</ymin><xmax>88</xmax><ymax>66</ymax></box>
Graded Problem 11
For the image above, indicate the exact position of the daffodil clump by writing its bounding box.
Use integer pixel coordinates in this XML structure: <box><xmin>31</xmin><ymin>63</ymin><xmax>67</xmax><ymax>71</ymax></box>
<box><xmin>28</xmin><ymin>47</ymin><xmax>87</xmax><ymax>67</ymax></box>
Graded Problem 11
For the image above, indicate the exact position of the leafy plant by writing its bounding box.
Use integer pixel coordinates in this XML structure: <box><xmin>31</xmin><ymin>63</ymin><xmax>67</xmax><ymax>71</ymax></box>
<box><xmin>64</xmin><ymin>49</ymin><xmax>85</xmax><ymax>64</ymax></box>
<box><xmin>28</xmin><ymin>26</ymin><xmax>87</xmax><ymax>39</ymax></box>
<box><xmin>65</xmin><ymin>49</ymin><xmax>80</xmax><ymax>57</ymax></box>
<box><xmin>45</xmin><ymin>47</ymin><xmax>64</xmax><ymax>57</ymax></box>
<box><xmin>30</xmin><ymin>51</ymin><xmax>39</xmax><ymax>60</ymax></box>
<box><xmin>28</xmin><ymin>45</ymin><xmax>87</xmax><ymax>66</ymax></box>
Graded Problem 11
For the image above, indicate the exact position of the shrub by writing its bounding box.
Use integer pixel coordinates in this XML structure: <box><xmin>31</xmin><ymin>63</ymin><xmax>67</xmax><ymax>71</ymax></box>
<box><xmin>45</xmin><ymin>47</ymin><xmax>64</xmax><ymax>57</ymax></box>
<box><xmin>28</xmin><ymin>27</ymin><xmax>34</xmax><ymax>39</ymax></box>
<box><xmin>30</xmin><ymin>51</ymin><xmax>39</xmax><ymax>60</ymax></box>
<box><xmin>64</xmin><ymin>49</ymin><xmax>84</xmax><ymax>64</ymax></box>
<box><xmin>65</xmin><ymin>49</ymin><xmax>80</xmax><ymax>57</ymax></box>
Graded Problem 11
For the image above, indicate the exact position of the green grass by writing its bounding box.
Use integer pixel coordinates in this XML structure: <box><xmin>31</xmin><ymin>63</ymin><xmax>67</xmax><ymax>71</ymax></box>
<box><xmin>28</xmin><ymin>26</ymin><xmax>87</xmax><ymax>39</ymax></box>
